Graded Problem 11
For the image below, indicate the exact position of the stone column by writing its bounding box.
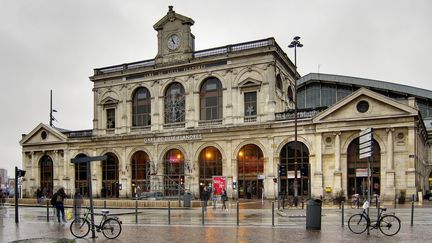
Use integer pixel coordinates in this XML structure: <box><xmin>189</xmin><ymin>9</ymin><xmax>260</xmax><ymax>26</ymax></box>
<box><xmin>333</xmin><ymin>132</ymin><xmax>342</xmax><ymax>192</ymax></box>
<box><xmin>312</xmin><ymin>133</ymin><xmax>323</xmax><ymax>197</ymax></box>
<box><xmin>385</xmin><ymin>128</ymin><xmax>396</xmax><ymax>201</ymax></box>
<box><xmin>406</xmin><ymin>126</ymin><xmax>417</xmax><ymax>197</ymax></box>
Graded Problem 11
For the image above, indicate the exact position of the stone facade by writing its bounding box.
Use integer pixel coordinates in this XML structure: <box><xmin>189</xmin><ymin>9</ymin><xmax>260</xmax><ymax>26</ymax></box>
<box><xmin>20</xmin><ymin>7</ymin><xmax>431</xmax><ymax>202</ymax></box>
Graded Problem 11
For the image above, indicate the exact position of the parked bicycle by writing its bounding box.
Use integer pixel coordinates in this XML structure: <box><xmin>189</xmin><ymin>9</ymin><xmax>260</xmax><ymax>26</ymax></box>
<box><xmin>70</xmin><ymin>207</ymin><xmax>122</xmax><ymax>239</ymax></box>
<box><xmin>282</xmin><ymin>196</ymin><xmax>302</xmax><ymax>209</ymax></box>
<box><xmin>348</xmin><ymin>201</ymin><xmax>401</xmax><ymax>236</ymax></box>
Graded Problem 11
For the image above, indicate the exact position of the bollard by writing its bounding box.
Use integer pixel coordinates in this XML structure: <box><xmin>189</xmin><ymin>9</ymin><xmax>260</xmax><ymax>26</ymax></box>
<box><xmin>46</xmin><ymin>200</ymin><xmax>49</xmax><ymax>222</ymax></box>
<box><xmin>395</xmin><ymin>194</ymin><xmax>397</xmax><ymax>209</ymax></box>
<box><xmin>168</xmin><ymin>201</ymin><xmax>171</xmax><ymax>225</ymax></box>
<box><xmin>135</xmin><ymin>200</ymin><xmax>138</xmax><ymax>224</ymax></box>
<box><xmin>341</xmin><ymin>201</ymin><xmax>344</xmax><ymax>227</ymax></box>
<box><xmin>201</xmin><ymin>201</ymin><xmax>205</xmax><ymax>225</ymax></box>
<box><xmin>411</xmin><ymin>194</ymin><xmax>414</xmax><ymax>226</ymax></box>
<box><xmin>237</xmin><ymin>201</ymin><xmax>240</xmax><ymax>226</ymax></box>
<box><xmin>272</xmin><ymin>201</ymin><xmax>275</xmax><ymax>227</ymax></box>
<box><xmin>375</xmin><ymin>194</ymin><xmax>378</xmax><ymax>208</ymax></box>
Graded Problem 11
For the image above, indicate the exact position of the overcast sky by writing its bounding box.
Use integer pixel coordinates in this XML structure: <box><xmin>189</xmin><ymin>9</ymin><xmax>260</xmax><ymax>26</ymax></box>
<box><xmin>1</xmin><ymin>0</ymin><xmax>431</xmax><ymax>177</ymax></box>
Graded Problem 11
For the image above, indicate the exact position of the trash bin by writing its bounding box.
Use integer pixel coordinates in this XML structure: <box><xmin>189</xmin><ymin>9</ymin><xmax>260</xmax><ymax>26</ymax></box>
<box><xmin>306</xmin><ymin>198</ymin><xmax>322</xmax><ymax>230</ymax></box>
<box><xmin>183</xmin><ymin>192</ymin><xmax>191</xmax><ymax>207</ymax></box>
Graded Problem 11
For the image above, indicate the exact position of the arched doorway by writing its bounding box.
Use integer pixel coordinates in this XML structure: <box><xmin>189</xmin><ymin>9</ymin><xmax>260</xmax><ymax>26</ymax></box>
<box><xmin>102</xmin><ymin>153</ymin><xmax>119</xmax><ymax>198</ymax></box>
<box><xmin>347</xmin><ymin>138</ymin><xmax>381</xmax><ymax>198</ymax></box>
<box><xmin>279</xmin><ymin>141</ymin><xmax>310</xmax><ymax>197</ymax></box>
<box><xmin>74</xmin><ymin>154</ymin><xmax>88</xmax><ymax>197</ymax></box>
<box><xmin>131</xmin><ymin>151</ymin><xmax>151</xmax><ymax>198</ymax></box>
<box><xmin>163</xmin><ymin>149</ymin><xmax>184</xmax><ymax>196</ymax></box>
<box><xmin>199</xmin><ymin>146</ymin><xmax>222</xmax><ymax>196</ymax></box>
<box><xmin>237</xmin><ymin>144</ymin><xmax>264</xmax><ymax>199</ymax></box>
<box><xmin>39</xmin><ymin>155</ymin><xmax>53</xmax><ymax>197</ymax></box>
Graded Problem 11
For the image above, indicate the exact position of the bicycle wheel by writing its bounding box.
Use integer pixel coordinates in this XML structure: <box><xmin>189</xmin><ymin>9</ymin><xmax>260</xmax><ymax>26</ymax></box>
<box><xmin>101</xmin><ymin>218</ymin><xmax>122</xmax><ymax>239</ymax></box>
<box><xmin>348</xmin><ymin>214</ymin><xmax>368</xmax><ymax>234</ymax></box>
<box><xmin>351</xmin><ymin>200</ymin><xmax>357</xmax><ymax>209</ymax></box>
<box><xmin>70</xmin><ymin>218</ymin><xmax>90</xmax><ymax>238</ymax></box>
<box><xmin>379</xmin><ymin>215</ymin><xmax>401</xmax><ymax>236</ymax></box>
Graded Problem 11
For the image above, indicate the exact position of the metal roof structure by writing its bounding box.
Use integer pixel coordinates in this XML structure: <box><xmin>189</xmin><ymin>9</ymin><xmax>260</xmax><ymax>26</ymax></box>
<box><xmin>298</xmin><ymin>73</ymin><xmax>432</xmax><ymax>100</ymax></box>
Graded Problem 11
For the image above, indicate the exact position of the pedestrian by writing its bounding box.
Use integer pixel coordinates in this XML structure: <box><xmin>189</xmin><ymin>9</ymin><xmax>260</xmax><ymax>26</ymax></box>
<box><xmin>212</xmin><ymin>187</ymin><xmax>218</xmax><ymax>209</ymax></box>
<box><xmin>221</xmin><ymin>189</ymin><xmax>228</xmax><ymax>211</ymax></box>
<box><xmin>0</xmin><ymin>189</ymin><xmax>5</xmax><ymax>207</ymax></box>
<box><xmin>36</xmin><ymin>188</ymin><xmax>42</xmax><ymax>204</ymax></box>
<box><xmin>201</xmin><ymin>186</ymin><xmax>209</xmax><ymax>212</ymax></box>
<box><xmin>73</xmin><ymin>191</ymin><xmax>83</xmax><ymax>220</ymax></box>
<box><xmin>247</xmin><ymin>184</ymin><xmax>252</xmax><ymax>199</ymax></box>
<box><xmin>52</xmin><ymin>187</ymin><xmax>67</xmax><ymax>223</ymax></box>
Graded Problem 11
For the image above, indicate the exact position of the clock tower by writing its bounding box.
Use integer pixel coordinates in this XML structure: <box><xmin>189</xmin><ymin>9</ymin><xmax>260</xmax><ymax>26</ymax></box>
<box><xmin>154</xmin><ymin>6</ymin><xmax>195</xmax><ymax>65</ymax></box>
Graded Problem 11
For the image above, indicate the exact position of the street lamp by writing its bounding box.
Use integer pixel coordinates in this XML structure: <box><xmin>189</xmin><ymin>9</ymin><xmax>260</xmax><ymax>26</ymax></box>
<box><xmin>288</xmin><ymin>36</ymin><xmax>303</xmax><ymax>201</ymax></box>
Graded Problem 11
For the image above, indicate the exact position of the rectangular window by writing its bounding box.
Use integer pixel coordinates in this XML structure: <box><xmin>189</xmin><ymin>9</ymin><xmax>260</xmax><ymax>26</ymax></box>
<box><xmin>107</xmin><ymin>108</ymin><xmax>115</xmax><ymax>129</ymax></box>
<box><xmin>244</xmin><ymin>92</ymin><xmax>257</xmax><ymax>116</ymax></box>
<box><xmin>321</xmin><ymin>83</ymin><xmax>336</xmax><ymax>108</ymax></box>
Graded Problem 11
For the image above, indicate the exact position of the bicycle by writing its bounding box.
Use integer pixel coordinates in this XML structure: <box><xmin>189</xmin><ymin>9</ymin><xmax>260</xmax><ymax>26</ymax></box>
<box><xmin>70</xmin><ymin>207</ymin><xmax>122</xmax><ymax>239</ymax></box>
<box><xmin>282</xmin><ymin>196</ymin><xmax>302</xmax><ymax>209</ymax></box>
<box><xmin>350</xmin><ymin>194</ymin><xmax>362</xmax><ymax>209</ymax></box>
<box><xmin>348</xmin><ymin>201</ymin><xmax>401</xmax><ymax>236</ymax></box>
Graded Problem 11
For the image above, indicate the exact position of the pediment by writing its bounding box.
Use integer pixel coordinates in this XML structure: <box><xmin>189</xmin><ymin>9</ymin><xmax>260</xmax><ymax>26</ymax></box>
<box><xmin>313</xmin><ymin>88</ymin><xmax>418</xmax><ymax>123</ymax></box>
<box><xmin>100</xmin><ymin>96</ymin><xmax>119</xmax><ymax>105</ymax></box>
<box><xmin>238</xmin><ymin>78</ymin><xmax>262</xmax><ymax>89</ymax></box>
<box><xmin>20</xmin><ymin>123</ymin><xmax>68</xmax><ymax>146</ymax></box>
<box><xmin>153</xmin><ymin>6</ymin><xmax>194</xmax><ymax>31</ymax></box>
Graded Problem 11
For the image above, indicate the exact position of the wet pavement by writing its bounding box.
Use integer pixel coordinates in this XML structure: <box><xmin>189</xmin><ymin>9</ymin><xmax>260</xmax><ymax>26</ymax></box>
<box><xmin>1</xmin><ymin>200</ymin><xmax>432</xmax><ymax>242</ymax></box>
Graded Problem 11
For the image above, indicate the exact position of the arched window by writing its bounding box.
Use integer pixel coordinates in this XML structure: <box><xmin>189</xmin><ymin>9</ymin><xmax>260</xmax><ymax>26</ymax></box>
<box><xmin>132</xmin><ymin>87</ymin><xmax>151</xmax><ymax>126</ymax></box>
<box><xmin>279</xmin><ymin>142</ymin><xmax>309</xmax><ymax>197</ymax></box>
<box><xmin>74</xmin><ymin>154</ymin><xmax>88</xmax><ymax>197</ymax></box>
<box><xmin>276</xmin><ymin>74</ymin><xmax>283</xmax><ymax>91</ymax></box>
<box><xmin>347</xmin><ymin>138</ymin><xmax>380</xmax><ymax>197</ymax></box>
<box><xmin>39</xmin><ymin>155</ymin><xmax>53</xmax><ymax>197</ymax></box>
<box><xmin>131</xmin><ymin>151</ymin><xmax>150</xmax><ymax>197</ymax></box>
<box><xmin>200</xmin><ymin>77</ymin><xmax>222</xmax><ymax>120</ymax></box>
<box><xmin>102</xmin><ymin>153</ymin><xmax>119</xmax><ymax>198</ymax></box>
<box><xmin>237</xmin><ymin>144</ymin><xmax>264</xmax><ymax>199</ymax></box>
<box><xmin>163</xmin><ymin>149</ymin><xmax>184</xmax><ymax>196</ymax></box>
<box><xmin>164</xmin><ymin>82</ymin><xmax>185</xmax><ymax>124</ymax></box>
<box><xmin>287</xmin><ymin>86</ymin><xmax>294</xmax><ymax>102</ymax></box>
<box><xmin>199</xmin><ymin>146</ymin><xmax>222</xmax><ymax>195</ymax></box>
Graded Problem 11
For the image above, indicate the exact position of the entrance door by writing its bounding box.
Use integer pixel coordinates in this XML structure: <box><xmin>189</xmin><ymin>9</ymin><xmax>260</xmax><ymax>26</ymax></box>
<box><xmin>239</xmin><ymin>179</ymin><xmax>263</xmax><ymax>199</ymax></box>
<box><xmin>237</xmin><ymin>144</ymin><xmax>264</xmax><ymax>199</ymax></box>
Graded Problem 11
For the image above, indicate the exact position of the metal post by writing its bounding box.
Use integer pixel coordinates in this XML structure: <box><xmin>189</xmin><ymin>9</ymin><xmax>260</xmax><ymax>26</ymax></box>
<box><xmin>411</xmin><ymin>194</ymin><xmax>414</xmax><ymax>226</ymax></box>
<box><xmin>14</xmin><ymin>166</ymin><xmax>19</xmax><ymax>223</ymax></box>
<box><xmin>201</xmin><ymin>201</ymin><xmax>204</xmax><ymax>225</ymax></box>
<box><xmin>168</xmin><ymin>201</ymin><xmax>171</xmax><ymax>225</ymax></box>
<box><xmin>46</xmin><ymin>200</ymin><xmax>49</xmax><ymax>222</ymax></box>
<box><xmin>135</xmin><ymin>200</ymin><xmax>138</xmax><ymax>224</ymax></box>
<box><xmin>104</xmin><ymin>200</ymin><xmax>106</xmax><ymax>209</ymax></box>
<box><xmin>395</xmin><ymin>194</ymin><xmax>397</xmax><ymax>209</ymax></box>
<box><xmin>272</xmin><ymin>201</ymin><xmax>275</xmax><ymax>227</ymax></box>
<box><xmin>341</xmin><ymin>201</ymin><xmax>344</xmax><ymax>227</ymax></box>
<box><xmin>237</xmin><ymin>201</ymin><xmax>240</xmax><ymax>226</ymax></box>
<box><xmin>87</xmin><ymin>161</ymin><xmax>96</xmax><ymax>239</ymax></box>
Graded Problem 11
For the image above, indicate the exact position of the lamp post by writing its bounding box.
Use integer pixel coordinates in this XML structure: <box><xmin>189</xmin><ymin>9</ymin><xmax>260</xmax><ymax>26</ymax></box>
<box><xmin>288</xmin><ymin>36</ymin><xmax>303</xmax><ymax>200</ymax></box>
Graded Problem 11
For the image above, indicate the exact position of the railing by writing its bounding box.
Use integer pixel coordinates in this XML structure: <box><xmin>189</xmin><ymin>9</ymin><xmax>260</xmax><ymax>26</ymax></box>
<box><xmin>64</xmin><ymin>130</ymin><xmax>93</xmax><ymax>138</ymax></box>
<box><xmin>93</xmin><ymin>38</ymin><xmax>277</xmax><ymax>76</ymax></box>
<box><xmin>244</xmin><ymin>116</ymin><xmax>257</xmax><ymax>123</ymax></box>
<box><xmin>198</xmin><ymin>119</ymin><xmax>222</xmax><ymax>127</ymax></box>
<box><xmin>163</xmin><ymin>122</ymin><xmax>185</xmax><ymax>129</ymax></box>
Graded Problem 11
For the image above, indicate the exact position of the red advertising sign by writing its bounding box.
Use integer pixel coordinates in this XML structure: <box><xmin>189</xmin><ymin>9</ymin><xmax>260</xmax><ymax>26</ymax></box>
<box><xmin>212</xmin><ymin>176</ymin><xmax>227</xmax><ymax>196</ymax></box>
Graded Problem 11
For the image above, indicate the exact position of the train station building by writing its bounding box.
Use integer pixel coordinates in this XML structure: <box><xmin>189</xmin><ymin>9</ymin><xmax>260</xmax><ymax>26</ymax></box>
<box><xmin>20</xmin><ymin>7</ymin><xmax>432</xmax><ymax>202</ymax></box>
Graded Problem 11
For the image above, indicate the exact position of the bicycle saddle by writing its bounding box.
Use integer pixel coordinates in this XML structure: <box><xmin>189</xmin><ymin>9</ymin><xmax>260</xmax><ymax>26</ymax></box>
<box><xmin>101</xmin><ymin>209</ymin><xmax>110</xmax><ymax>214</ymax></box>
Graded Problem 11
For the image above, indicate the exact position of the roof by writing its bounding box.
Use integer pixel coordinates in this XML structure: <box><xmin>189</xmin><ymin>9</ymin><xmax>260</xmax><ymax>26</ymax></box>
<box><xmin>298</xmin><ymin>73</ymin><xmax>432</xmax><ymax>100</ymax></box>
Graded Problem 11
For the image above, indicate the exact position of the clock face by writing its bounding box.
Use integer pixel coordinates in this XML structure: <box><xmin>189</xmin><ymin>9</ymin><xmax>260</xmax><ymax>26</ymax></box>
<box><xmin>167</xmin><ymin>34</ymin><xmax>181</xmax><ymax>50</ymax></box>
